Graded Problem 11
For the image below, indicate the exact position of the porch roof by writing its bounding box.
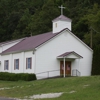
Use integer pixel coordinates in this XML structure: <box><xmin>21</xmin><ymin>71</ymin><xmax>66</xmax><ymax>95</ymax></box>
<box><xmin>57</xmin><ymin>51</ymin><xmax>83</xmax><ymax>59</ymax></box>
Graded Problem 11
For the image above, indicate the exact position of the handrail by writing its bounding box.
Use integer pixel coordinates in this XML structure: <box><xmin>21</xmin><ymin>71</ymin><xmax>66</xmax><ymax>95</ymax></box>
<box><xmin>36</xmin><ymin>69</ymin><xmax>60</xmax><ymax>79</ymax></box>
<box><xmin>36</xmin><ymin>69</ymin><xmax>60</xmax><ymax>75</ymax></box>
<box><xmin>36</xmin><ymin>69</ymin><xmax>81</xmax><ymax>79</ymax></box>
<box><xmin>72</xmin><ymin>69</ymin><xmax>81</xmax><ymax>76</ymax></box>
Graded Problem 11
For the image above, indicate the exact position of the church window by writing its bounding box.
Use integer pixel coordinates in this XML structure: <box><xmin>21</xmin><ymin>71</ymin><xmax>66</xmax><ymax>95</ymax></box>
<box><xmin>4</xmin><ymin>60</ymin><xmax>9</xmax><ymax>70</ymax></box>
<box><xmin>14</xmin><ymin>59</ymin><xmax>19</xmax><ymax>70</ymax></box>
<box><xmin>26</xmin><ymin>58</ymin><xmax>32</xmax><ymax>69</ymax></box>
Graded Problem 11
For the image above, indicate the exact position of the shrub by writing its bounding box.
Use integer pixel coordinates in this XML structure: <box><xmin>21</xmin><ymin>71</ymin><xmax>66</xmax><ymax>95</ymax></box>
<box><xmin>0</xmin><ymin>72</ymin><xmax>36</xmax><ymax>81</ymax></box>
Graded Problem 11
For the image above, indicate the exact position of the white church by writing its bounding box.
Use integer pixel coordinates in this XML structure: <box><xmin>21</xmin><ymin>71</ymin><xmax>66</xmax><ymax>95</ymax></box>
<box><xmin>0</xmin><ymin>8</ymin><xmax>93</xmax><ymax>79</ymax></box>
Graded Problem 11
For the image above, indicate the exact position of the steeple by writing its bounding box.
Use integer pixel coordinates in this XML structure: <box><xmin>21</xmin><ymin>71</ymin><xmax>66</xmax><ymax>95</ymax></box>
<box><xmin>52</xmin><ymin>5</ymin><xmax>72</xmax><ymax>33</ymax></box>
<box><xmin>52</xmin><ymin>15</ymin><xmax>72</xmax><ymax>33</ymax></box>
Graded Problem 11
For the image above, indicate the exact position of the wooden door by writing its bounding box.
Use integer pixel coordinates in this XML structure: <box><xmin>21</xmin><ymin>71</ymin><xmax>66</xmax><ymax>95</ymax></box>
<box><xmin>60</xmin><ymin>61</ymin><xmax>71</xmax><ymax>76</ymax></box>
<box><xmin>60</xmin><ymin>61</ymin><xmax>64</xmax><ymax>75</ymax></box>
<box><xmin>65</xmin><ymin>61</ymin><xmax>71</xmax><ymax>75</ymax></box>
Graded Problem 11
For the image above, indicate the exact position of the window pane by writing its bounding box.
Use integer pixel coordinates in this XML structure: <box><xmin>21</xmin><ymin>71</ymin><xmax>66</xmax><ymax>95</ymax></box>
<box><xmin>28</xmin><ymin>58</ymin><xmax>31</xmax><ymax>68</ymax></box>
<box><xmin>15</xmin><ymin>59</ymin><xmax>19</xmax><ymax>69</ymax></box>
<box><xmin>27</xmin><ymin>58</ymin><xmax>31</xmax><ymax>69</ymax></box>
<box><xmin>6</xmin><ymin>61</ymin><xmax>8</xmax><ymax>69</ymax></box>
<box><xmin>5</xmin><ymin>60</ymin><xmax>8</xmax><ymax>70</ymax></box>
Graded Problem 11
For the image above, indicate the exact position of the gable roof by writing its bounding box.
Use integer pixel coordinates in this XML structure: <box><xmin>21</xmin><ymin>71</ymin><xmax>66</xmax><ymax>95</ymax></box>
<box><xmin>57</xmin><ymin>51</ymin><xmax>83</xmax><ymax>58</ymax></box>
<box><xmin>1</xmin><ymin>28</ymin><xmax>93</xmax><ymax>55</ymax></box>
<box><xmin>1</xmin><ymin>31</ymin><xmax>59</xmax><ymax>55</ymax></box>
<box><xmin>52</xmin><ymin>15</ymin><xmax>72</xmax><ymax>22</ymax></box>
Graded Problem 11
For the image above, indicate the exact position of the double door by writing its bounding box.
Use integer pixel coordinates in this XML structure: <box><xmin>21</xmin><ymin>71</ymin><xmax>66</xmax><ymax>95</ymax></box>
<box><xmin>60</xmin><ymin>61</ymin><xmax>71</xmax><ymax>76</ymax></box>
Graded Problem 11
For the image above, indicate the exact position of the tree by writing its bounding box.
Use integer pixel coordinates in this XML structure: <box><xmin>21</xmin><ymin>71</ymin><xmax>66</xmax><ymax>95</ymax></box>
<box><xmin>12</xmin><ymin>9</ymin><xmax>31</xmax><ymax>39</ymax></box>
<box><xmin>27</xmin><ymin>0</ymin><xmax>60</xmax><ymax>36</ymax></box>
<box><xmin>92</xmin><ymin>46</ymin><xmax>100</xmax><ymax>75</ymax></box>
<box><xmin>83</xmin><ymin>3</ymin><xmax>100</xmax><ymax>48</ymax></box>
<box><xmin>82</xmin><ymin>3</ymin><xmax>100</xmax><ymax>75</ymax></box>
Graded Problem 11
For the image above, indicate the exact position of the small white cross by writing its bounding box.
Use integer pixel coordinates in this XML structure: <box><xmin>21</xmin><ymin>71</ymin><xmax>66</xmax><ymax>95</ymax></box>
<box><xmin>59</xmin><ymin>5</ymin><xmax>65</xmax><ymax>15</ymax></box>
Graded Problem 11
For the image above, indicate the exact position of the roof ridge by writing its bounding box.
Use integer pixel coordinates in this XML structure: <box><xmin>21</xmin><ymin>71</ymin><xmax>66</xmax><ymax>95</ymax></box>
<box><xmin>52</xmin><ymin>15</ymin><xmax>72</xmax><ymax>22</ymax></box>
<box><xmin>1</xmin><ymin>31</ymin><xmax>55</xmax><ymax>55</ymax></box>
<box><xmin>30</xmin><ymin>31</ymin><xmax>52</xmax><ymax>38</ymax></box>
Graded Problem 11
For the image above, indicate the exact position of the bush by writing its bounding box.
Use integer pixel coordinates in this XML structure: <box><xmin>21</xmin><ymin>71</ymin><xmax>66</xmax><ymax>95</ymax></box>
<box><xmin>0</xmin><ymin>72</ymin><xmax>36</xmax><ymax>81</ymax></box>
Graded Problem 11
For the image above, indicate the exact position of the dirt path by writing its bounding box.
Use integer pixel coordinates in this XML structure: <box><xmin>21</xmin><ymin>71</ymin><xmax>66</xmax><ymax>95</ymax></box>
<box><xmin>0</xmin><ymin>97</ymin><xmax>16</xmax><ymax>100</ymax></box>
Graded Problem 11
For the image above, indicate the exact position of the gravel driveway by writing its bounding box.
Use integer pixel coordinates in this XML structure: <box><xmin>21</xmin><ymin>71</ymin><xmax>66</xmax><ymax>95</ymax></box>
<box><xmin>0</xmin><ymin>97</ymin><xmax>16</xmax><ymax>100</ymax></box>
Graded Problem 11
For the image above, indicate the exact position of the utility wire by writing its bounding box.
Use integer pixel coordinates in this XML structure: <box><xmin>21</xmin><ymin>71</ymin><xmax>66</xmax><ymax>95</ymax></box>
<box><xmin>90</xmin><ymin>27</ymin><xmax>100</xmax><ymax>33</ymax></box>
<box><xmin>90</xmin><ymin>26</ymin><xmax>100</xmax><ymax>48</ymax></box>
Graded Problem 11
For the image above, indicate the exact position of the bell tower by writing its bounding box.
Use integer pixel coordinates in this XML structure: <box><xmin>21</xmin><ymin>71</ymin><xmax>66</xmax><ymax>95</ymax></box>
<box><xmin>52</xmin><ymin>5</ymin><xmax>72</xmax><ymax>33</ymax></box>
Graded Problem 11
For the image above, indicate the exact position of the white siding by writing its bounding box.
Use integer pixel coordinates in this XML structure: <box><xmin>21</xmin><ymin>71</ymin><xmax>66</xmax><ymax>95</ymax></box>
<box><xmin>0</xmin><ymin>30</ymin><xmax>93</xmax><ymax>80</ymax></box>
<box><xmin>0</xmin><ymin>51</ymin><xmax>35</xmax><ymax>73</ymax></box>
<box><xmin>24</xmin><ymin>51</ymin><xmax>35</xmax><ymax>73</ymax></box>
<box><xmin>53</xmin><ymin>20</ymin><xmax>71</xmax><ymax>33</ymax></box>
<box><xmin>35</xmin><ymin>31</ymin><xmax>93</xmax><ymax>79</ymax></box>
<box><xmin>0</xmin><ymin>40</ymin><xmax>22</xmax><ymax>69</ymax></box>
<box><xmin>0</xmin><ymin>54</ymin><xmax>11</xmax><ymax>72</ymax></box>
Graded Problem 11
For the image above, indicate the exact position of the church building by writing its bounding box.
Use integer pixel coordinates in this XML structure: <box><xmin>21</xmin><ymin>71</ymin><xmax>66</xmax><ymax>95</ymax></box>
<box><xmin>0</xmin><ymin>8</ymin><xmax>93</xmax><ymax>79</ymax></box>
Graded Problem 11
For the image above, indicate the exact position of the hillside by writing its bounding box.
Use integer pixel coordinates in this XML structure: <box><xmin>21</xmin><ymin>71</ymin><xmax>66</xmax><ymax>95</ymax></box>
<box><xmin>0</xmin><ymin>76</ymin><xmax>100</xmax><ymax>100</ymax></box>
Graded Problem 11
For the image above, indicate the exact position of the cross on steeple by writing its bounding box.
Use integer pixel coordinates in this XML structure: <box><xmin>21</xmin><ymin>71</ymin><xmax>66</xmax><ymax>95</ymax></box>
<box><xmin>59</xmin><ymin>5</ymin><xmax>65</xmax><ymax>15</ymax></box>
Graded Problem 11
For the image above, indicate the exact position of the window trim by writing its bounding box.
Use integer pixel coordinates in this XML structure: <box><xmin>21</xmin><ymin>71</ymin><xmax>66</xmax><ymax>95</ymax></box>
<box><xmin>26</xmin><ymin>57</ymin><xmax>32</xmax><ymax>69</ymax></box>
<box><xmin>14</xmin><ymin>59</ymin><xmax>19</xmax><ymax>70</ymax></box>
<box><xmin>4</xmin><ymin>60</ymin><xmax>9</xmax><ymax>70</ymax></box>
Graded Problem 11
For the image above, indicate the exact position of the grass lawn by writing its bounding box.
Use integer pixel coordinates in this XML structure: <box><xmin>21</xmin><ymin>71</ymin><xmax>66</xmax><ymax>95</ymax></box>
<box><xmin>0</xmin><ymin>76</ymin><xmax>100</xmax><ymax>100</ymax></box>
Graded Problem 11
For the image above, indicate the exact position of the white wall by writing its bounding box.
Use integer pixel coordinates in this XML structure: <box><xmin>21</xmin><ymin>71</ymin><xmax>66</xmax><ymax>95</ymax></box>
<box><xmin>0</xmin><ymin>30</ymin><xmax>93</xmax><ymax>79</ymax></box>
<box><xmin>24</xmin><ymin>51</ymin><xmax>35</xmax><ymax>73</ymax></box>
<box><xmin>35</xmin><ymin>30</ymin><xmax>93</xmax><ymax>79</ymax></box>
<box><xmin>0</xmin><ymin>54</ymin><xmax>11</xmax><ymax>72</ymax></box>
<box><xmin>53</xmin><ymin>20</ymin><xmax>71</xmax><ymax>33</ymax></box>
<box><xmin>0</xmin><ymin>40</ymin><xmax>22</xmax><ymax>69</ymax></box>
<box><xmin>0</xmin><ymin>51</ymin><xmax>35</xmax><ymax>73</ymax></box>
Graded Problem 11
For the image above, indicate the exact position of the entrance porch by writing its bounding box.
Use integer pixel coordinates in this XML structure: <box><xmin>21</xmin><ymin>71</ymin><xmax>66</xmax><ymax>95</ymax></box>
<box><xmin>57</xmin><ymin>51</ymin><xmax>83</xmax><ymax>77</ymax></box>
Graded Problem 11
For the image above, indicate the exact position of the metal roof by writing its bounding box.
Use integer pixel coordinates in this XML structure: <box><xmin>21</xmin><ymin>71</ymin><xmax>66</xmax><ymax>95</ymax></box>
<box><xmin>57</xmin><ymin>51</ymin><xmax>83</xmax><ymax>58</ymax></box>
<box><xmin>1</xmin><ymin>28</ymin><xmax>92</xmax><ymax>55</ymax></box>
<box><xmin>0</xmin><ymin>38</ymin><xmax>25</xmax><ymax>46</ymax></box>
<box><xmin>52</xmin><ymin>15</ymin><xmax>72</xmax><ymax>22</ymax></box>
<box><xmin>1</xmin><ymin>31</ymin><xmax>60</xmax><ymax>54</ymax></box>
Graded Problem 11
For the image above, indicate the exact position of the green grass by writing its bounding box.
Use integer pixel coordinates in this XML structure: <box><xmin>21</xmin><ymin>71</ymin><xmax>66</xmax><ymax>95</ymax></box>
<box><xmin>0</xmin><ymin>76</ymin><xmax>100</xmax><ymax>100</ymax></box>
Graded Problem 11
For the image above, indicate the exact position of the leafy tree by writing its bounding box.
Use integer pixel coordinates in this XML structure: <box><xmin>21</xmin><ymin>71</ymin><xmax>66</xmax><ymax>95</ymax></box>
<box><xmin>82</xmin><ymin>3</ymin><xmax>100</xmax><ymax>75</ymax></box>
<box><xmin>27</xmin><ymin>0</ymin><xmax>60</xmax><ymax>36</ymax></box>
<box><xmin>12</xmin><ymin>9</ymin><xmax>31</xmax><ymax>39</ymax></box>
<box><xmin>0</xmin><ymin>0</ymin><xmax>100</xmax><ymax>43</ymax></box>
<box><xmin>83</xmin><ymin>3</ymin><xmax>100</xmax><ymax>48</ymax></box>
